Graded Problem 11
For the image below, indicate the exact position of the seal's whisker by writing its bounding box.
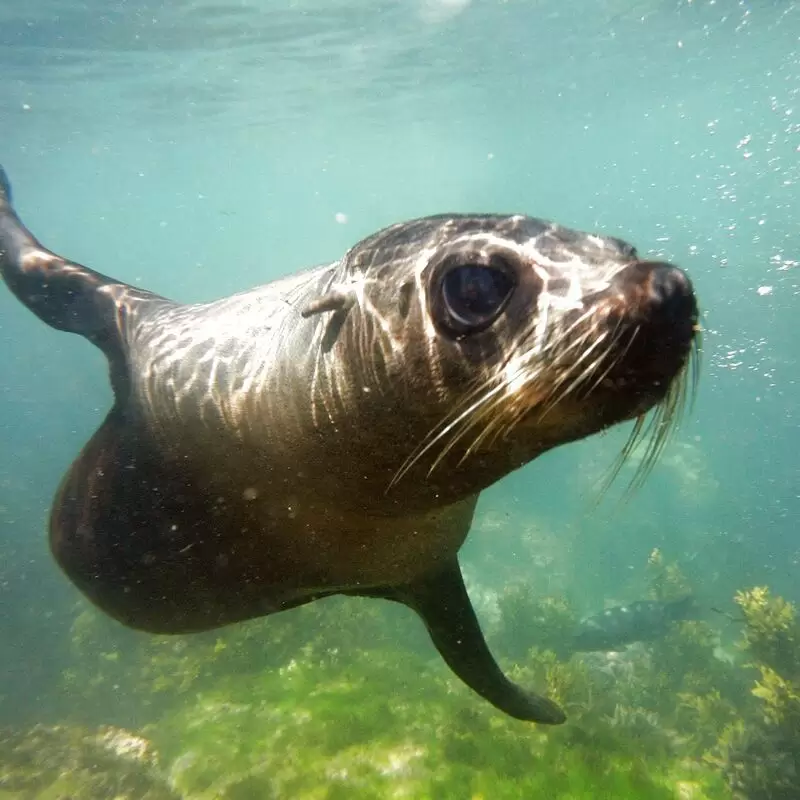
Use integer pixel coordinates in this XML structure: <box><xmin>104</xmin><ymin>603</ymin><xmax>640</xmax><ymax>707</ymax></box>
<box><xmin>573</xmin><ymin>315</ymin><xmax>631</xmax><ymax>403</ymax></box>
<box><xmin>552</xmin><ymin>328</ymin><xmax>628</xmax><ymax>419</ymax></box>
<box><xmin>576</xmin><ymin>324</ymin><xmax>642</xmax><ymax>426</ymax></box>
<box><xmin>454</xmin><ymin>316</ymin><xmax>618</xmax><ymax>461</ymax></box>
<box><xmin>534</xmin><ymin>325</ymin><xmax>614</xmax><ymax>420</ymax></box>
<box><xmin>389</xmin><ymin>378</ymin><xmax>509</xmax><ymax>488</ymax></box>
<box><xmin>537</xmin><ymin>331</ymin><xmax>610</xmax><ymax>420</ymax></box>
<box><xmin>546</xmin><ymin>315</ymin><xmax>604</xmax><ymax>373</ymax></box>
<box><xmin>483</xmin><ymin>398</ymin><xmax>533</xmax><ymax>450</ymax></box>
<box><xmin>397</xmin><ymin>329</ymin><xmax>556</xmax><ymax>486</ymax></box>
<box><xmin>454</xmin><ymin>306</ymin><xmax>600</xmax><ymax>454</ymax></box>
<box><xmin>627</xmin><ymin>402</ymin><xmax>673</xmax><ymax>491</ymax></box>
<box><xmin>599</xmin><ymin>338</ymin><xmax>697</xmax><ymax>500</ymax></box>
<box><xmin>435</xmin><ymin>370</ymin><xmax>532</xmax><ymax>470</ymax></box>
<box><xmin>595</xmin><ymin>332</ymin><xmax>656</xmax><ymax>494</ymax></box>
<box><xmin>463</xmin><ymin>385</ymin><xmax>528</xmax><ymax>455</ymax></box>
<box><xmin>441</xmin><ymin>352</ymin><xmax>550</xmax><ymax>467</ymax></box>
<box><xmin>561</xmin><ymin>337</ymin><xmax>618</xmax><ymax>401</ymax></box>
<box><xmin>469</xmin><ymin>335</ymin><xmax>604</xmax><ymax>456</ymax></box>
<box><xmin>577</xmin><ymin>347</ymin><xmax>624</xmax><ymax>406</ymax></box>
<box><xmin>538</xmin><ymin>306</ymin><xmax>597</xmax><ymax>360</ymax></box>
<box><xmin>601</xmin><ymin>415</ymin><xmax>646</xmax><ymax>496</ymax></box>
<box><xmin>688</xmin><ymin>330</ymin><xmax>702</xmax><ymax>411</ymax></box>
<box><xmin>461</xmin><ymin>410</ymin><xmax>509</xmax><ymax>461</ymax></box>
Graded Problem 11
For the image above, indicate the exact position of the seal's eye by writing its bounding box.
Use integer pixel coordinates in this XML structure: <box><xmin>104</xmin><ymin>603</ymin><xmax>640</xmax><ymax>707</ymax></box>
<box><xmin>442</xmin><ymin>264</ymin><xmax>515</xmax><ymax>332</ymax></box>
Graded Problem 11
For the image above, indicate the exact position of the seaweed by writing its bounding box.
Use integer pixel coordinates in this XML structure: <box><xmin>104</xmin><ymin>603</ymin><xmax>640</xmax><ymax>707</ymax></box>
<box><xmin>150</xmin><ymin>646</ymin><xmax>727</xmax><ymax>799</ymax></box>
<box><xmin>492</xmin><ymin>582</ymin><xmax>578</xmax><ymax>660</ymax></box>
<box><xmin>711</xmin><ymin>587</ymin><xmax>800</xmax><ymax>799</ymax></box>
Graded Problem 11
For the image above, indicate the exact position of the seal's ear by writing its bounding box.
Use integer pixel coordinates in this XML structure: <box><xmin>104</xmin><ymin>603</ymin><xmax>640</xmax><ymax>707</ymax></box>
<box><xmin>300</xmin><ymin>289</ymin><xmax>355</xmax><ymax>353</ymax></box>
<box><xmin>300</xmin><ymin>289</ymin><xmax>353</xmax><ymax>318</ymax></box>
<box><xmin>349</xmin><ymin>561</ymin><xmax>566</xmax><ymax>725</ymax></box>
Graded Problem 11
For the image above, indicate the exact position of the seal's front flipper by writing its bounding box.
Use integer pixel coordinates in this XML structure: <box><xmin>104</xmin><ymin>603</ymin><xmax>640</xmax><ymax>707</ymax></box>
<box><xmin>393</xmin><ymin>562</ymin><xmax>566</xmax><ymax>724</ymax></box>
<box><xmin>0</xmin><ymin>164</ymin><xmax>158</xmax><ymax>358</ymax></box>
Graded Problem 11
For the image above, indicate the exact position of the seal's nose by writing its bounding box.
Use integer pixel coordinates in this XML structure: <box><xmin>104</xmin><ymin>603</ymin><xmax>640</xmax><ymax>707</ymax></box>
<box><xmin>646</xmin><ymin>262</ymin><xmax>697</xmax><ymax>327</ymax></box>
<box><xmin>604</xmin><ymin>260</ymin><xmax>698</xmax><ymax>390</ymax></box>
<box><xmin>612</xmin><ymin>260</ymin><xmax>698</xmax><ymax>331</ymax></box>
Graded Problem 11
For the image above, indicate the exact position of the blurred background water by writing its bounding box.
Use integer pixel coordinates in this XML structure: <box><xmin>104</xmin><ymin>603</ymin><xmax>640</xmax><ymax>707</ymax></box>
<box><xmin>0</xmin><ymin>1</ymin><xmax>798</xmax><ymax>797</ymax></box>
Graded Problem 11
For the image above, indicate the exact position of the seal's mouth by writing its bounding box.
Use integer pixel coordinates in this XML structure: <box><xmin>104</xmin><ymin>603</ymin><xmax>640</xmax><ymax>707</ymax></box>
<box><xmin>390</xmin><ymin>257</ymin><xmax>699</xmax><ymax>492</ymax></box>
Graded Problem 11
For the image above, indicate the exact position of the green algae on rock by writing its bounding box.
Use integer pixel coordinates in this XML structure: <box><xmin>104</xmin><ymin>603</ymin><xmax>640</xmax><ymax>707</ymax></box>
<box><xmin>0</xmin><ymin>724</ymin><xmax>178</xmax><ymax>799</ymax></box>
<box><xmin>151</xmin><ymin>643</ymin><xmax>729</xmax><ymax>799</ymax></box>
<box><xmin>51</xmin><ymin>569</ymin><xmax>792</xmax><ymax>800</ymax></box>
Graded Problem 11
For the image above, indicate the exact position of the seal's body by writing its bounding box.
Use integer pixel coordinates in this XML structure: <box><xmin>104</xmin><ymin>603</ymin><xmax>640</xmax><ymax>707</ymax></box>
<box><xmin>0</xmin><ymin>167</ymin><xmax>698</xmax><ymax>724</ymax></box>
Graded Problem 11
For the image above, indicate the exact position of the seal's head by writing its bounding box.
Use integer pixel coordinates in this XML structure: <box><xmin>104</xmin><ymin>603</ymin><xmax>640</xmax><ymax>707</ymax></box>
<box><xmin>304</xmin><ymin>214</ymin><xmax>698</xmax><ymax>504</ymax></box>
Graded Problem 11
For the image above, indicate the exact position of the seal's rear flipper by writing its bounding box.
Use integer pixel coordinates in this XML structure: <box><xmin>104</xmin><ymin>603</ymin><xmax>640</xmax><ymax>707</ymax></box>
<box><xmin>0</xmin><ymin>164</ymin><xmax>159</xmax><ymax>361</ymax></box>
<box><xmin>386</xmin><ymin>562</ymin><xmax>566</xmax><ymax>724</ymax></box>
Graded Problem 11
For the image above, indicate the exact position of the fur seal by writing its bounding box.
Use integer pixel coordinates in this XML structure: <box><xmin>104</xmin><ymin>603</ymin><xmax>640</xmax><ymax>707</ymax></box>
<box><xmin>571</xmin><ymin>596</ymin><xmax>698</xmax><ymax>652</ymax></box>
<box><xmin>0</xmin><ymin>166</ymin><xmax>698</xmax><ymax>724</ymax></box>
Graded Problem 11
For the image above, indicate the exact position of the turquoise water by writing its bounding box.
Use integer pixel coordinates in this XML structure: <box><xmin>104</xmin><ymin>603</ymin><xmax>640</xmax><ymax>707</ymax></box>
<box><xmin>0</xmin><ymin>1</ymin><xmax>798</xmax><ymax>797</ymax></box>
